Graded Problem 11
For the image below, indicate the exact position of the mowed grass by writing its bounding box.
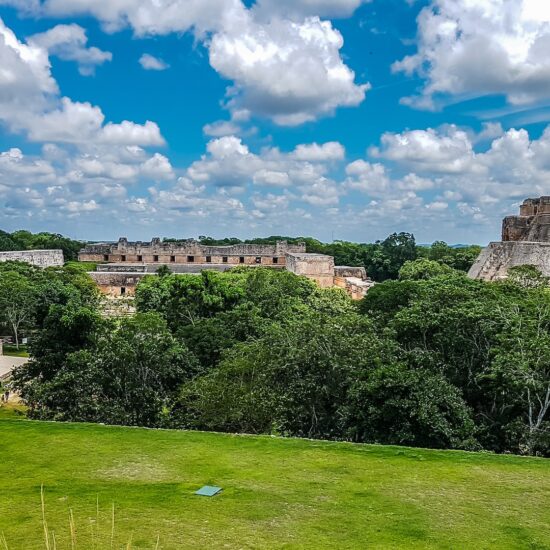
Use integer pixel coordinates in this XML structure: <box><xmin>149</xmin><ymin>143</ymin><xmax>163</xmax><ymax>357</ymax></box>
<box><xmin>1</xmin><ymin>344</ymin><xmax>30</xmax><ymax>357</ymax></box>
<box><xmin>0</xmin><ymin>412</ymin><xmax>549</xmax><ymax>549</ymax></box>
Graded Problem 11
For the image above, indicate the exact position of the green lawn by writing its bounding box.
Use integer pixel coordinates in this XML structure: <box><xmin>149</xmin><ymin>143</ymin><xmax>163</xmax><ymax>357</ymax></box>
<box><xmin>0</xmin><ymin>411</ymin><xmax>549</xmax><ymax>549</ymax></box>
<box><xmin>2</xmin><ymin>344</ymin><xmax>29</xmax><ymax>357</ymax></box>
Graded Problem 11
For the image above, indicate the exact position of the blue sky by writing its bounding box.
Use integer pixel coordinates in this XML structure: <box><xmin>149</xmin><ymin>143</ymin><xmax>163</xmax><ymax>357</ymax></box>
<box><xmin>1</xmin><ymin>0</ymin><xmax>550</xmax><ymax>244</ymax></box>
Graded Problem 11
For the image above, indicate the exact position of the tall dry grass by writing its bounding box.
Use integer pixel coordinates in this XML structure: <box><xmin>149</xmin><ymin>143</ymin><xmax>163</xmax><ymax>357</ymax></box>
<box><xmin>1</xmin><ymin>486</ymin><xmax>161</xmax><ymax>549</ymax></box>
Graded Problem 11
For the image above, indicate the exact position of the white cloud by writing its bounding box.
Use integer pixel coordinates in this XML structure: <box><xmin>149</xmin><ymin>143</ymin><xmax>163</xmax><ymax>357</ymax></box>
<box><xmin>100</xmin><ymin>120</ymin><xmax>165</xmax><ymax>146</ymax></box>
<box><xmin>371</xmin><ymin>125</ymin><xmax>477</xmax><ymax>174</ymax></box>
<box><xmin>139</xmin><ymin>53</ymin><xmax>169</xmax><ymax>71</ymax></box>
<box><xmin>291</xmin><ymin>141</ymin><xmax>345</xmax><ymax>162</ymax></box>
<box><xmin>203</xmin><ymin>120</ymin><xmax>241</xmax><ymax>138</ymax></box>
<box><xmin>186</xmin><ymin>136</ymin><xmax>344</xmax><ymax>202</ymax></box>
<box><xmin>210</xmin><ymin>15</ymin><xmax>369</xmax><ymax>125</ymax></box>
<box><xmin>0</xmin><ymin>147</ymin><xmax>56</xmax><ymax>185</ymax></box>
<box><xmin>0</xmin><ymin>19</ymin><xmax>166</xmax><ymax>149</ymax></box>
<box><xmin>28</xmin><ymin>24</ymin><xmax>112</xmax><ymax>76</ymax></box>
<box><xmin>394</xmin><ymin>0</ymin><xmax>550</xmax><ymax>108</ymax></box>
<box><xmin>3</xmin><ymin>1</ymin><xmax>369</xmax><ymax>126</ymax></box>
<box><xmin>13</xmin><ymin>0</ymin><xmax>243</xmax><ymax>36</ymax></box>
<box><xmin>253</xmin><ymin>0</ymin><xmax>370</xmax><ymax>19</ymax></box>
<box><xmin>344</xmin><ymin>160</ymin><xmax>390</xmax><ymax>195</ymax></box>
<box><xmin>253</xmin><ymin>169</ymin><xmax>291</xmax><ymax>187</ymax></box>
<box><xmin>0</xmin><ymin>18</ymin><xmax>56</xmax><ymax>133</ymax></box>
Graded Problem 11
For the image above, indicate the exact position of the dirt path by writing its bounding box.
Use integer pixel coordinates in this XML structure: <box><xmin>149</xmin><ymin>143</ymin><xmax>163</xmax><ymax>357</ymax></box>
<box><xmin>0</xmin><ymin>355</ymin><xmax>28</xmax><ymax>379</ymax></box>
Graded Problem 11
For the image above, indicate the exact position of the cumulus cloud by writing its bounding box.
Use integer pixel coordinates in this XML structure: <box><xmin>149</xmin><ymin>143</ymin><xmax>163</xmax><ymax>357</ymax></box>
<box><xmin>291</xmin><ymin>141</ymin><xmax>345</xmax><ymax>162</ymax></box>
<box><xmin>28</xmin><ymin>24</ymin><xmax>112</xmax><ymax>75</ymax></box>
<box><xmin>139</xmin><ymin>53</ymin><xmax>169</xmax><ymax>71</ymax></box>
<box><xmin>7</xmin><ymin>125</ymin><xmax>550</xmax><ymax>242</ymax></box>
<box><xmin>0</xmin><ymin>18</ymin><xmax>57</xmax><ymax>130</ymax></box>
<box><xmin>253</xmin><ymin>0</ymin><xmax>370</xmax><ymax>19</ymax></box>
<box><xmin>365</xmin><ymin>125</ymin><xmax>550</xmax><ymax>208</ymax></box>
<box><xmin>394</xmin><ymin>0</ymin><xmax>550</xmax><ymax>108</ymax></box>
<box><xmin>3</xmin><ymin>0</ymin><xmax>243</xmax><ymax>36</ymax></box>
<box><xmin>185</xmin><ymin>136</ymin><xmax>346</xmax><ymax>208</ymax></box>
<box><xmin>210</xmin><ymin>15</ymin><xmax>369</xmax><ymax>125</ymax></box>
<box><xmin>3</xmin><ymin>0</ymin><xmax>369</xmax><ymax>126</ymax></box>
<box><xmin>370</xmin><ymin>125</ymin><xmax>477</xmax><ymax>174</ymax></box>
<box><xmin>203</xmin><ymin>120</ymin><xmax>241</xmax><ymax>138</ymax></box>
<box><xmin>0</xmin><ymin>19</ymin><xmax>166</xmax><ymax>148</ymax></box>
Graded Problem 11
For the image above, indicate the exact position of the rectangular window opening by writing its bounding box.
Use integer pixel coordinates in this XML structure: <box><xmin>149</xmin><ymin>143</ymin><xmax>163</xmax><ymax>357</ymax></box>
<box><xmin>153</xmin><ymin>255</ymin><xmax>159</xmax><ymax>262</ymax></box>
<box><xmin>120</xmin><ymin>287</ymin><xmax>126</xmax><ymax>296</ymax></box>
<box><xmin>206</xmin><ymin>256</ymin><xmax>212</xmax><ymax>263</ymax></box>
<box><xmin>255</xmin><ymin>257</ymin><xmax>262</xmax><ymax>264</ymax></box>
<box><xmin>187</xmin><ymin>255</ymin><xmax>194</xmax><ymax>263</ymax></box>
<box><xmin>137</xmin><ymin>255</ymin><xmax>143</xmax><ymax>262</ymax></box>
<box><xmin>239</xmin><ymin>256</ymin><xmax>245</xmax><ymax>264</ymax></box>
<box><xmin>171</xmin><ymin>255</ymin><xmax>177</xmax><ymax>263</ymax></box>
<box><xmin>121</xmin><ymin>255</ymin><xmax>126</xmax><ymax>262</ymax></box>
<box><xmin>222</xmin><ymin>256</ymin><xmax>228</xmax><ymax>263</ymax></box>
<box><xmin>273</xmin><ymin>257</ymin><xmax>279</xmax><ymax>264</ymax></box>
<box><xmin>103</xmin><ymin>255</ymin><xmax>109</xmax><ymax>262</ymax></box>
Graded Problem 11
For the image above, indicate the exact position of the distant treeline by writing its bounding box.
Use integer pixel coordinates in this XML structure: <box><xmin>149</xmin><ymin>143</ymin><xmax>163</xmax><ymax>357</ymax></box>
<box><xmin>189</xmin><ymin>233</ymin><xmax>482</xmax><ymax>281</ymax></box>
<box><xmin>1</xmin><ymin>229</ymin><xmax>481</xmax><ymax>279</ymax></box>
<box><xmin>0</xmin><ymin>230</ymin><xmax>83</xmax><ymax>261</ymax></box>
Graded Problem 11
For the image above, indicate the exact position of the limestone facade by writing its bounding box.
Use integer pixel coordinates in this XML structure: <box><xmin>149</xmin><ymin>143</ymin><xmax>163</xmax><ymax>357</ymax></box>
<box><xmin>79</xmin><ymin>238</ymin><xmax>304</xmax><ymax>266</ymax></box>
<box><xmin>470</xmin><ymin>196</ymin><xmax>550</xmax><ymax>281</ymax></box>
<box><xmin>502</xmin><ymin>197</ymin><xmax>550</xmax><ymax>242</ymax></box>
<box><xmin>0</xmin><ymin>249</ymin><xmax>64</xmax><ymax>268</ymax></box>
<box><xmin>83</xmin><ymin>238</ymin><xmax>374</xmax><ymax>299</ymax></box>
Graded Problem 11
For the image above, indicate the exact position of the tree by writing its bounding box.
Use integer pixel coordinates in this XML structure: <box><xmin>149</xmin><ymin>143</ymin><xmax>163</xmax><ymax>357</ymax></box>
<box><xmin>176</xmin><ymin>312</ymin><xmax>394</xmax><ymax>440</ymax></box>
<box><xmin>14</xmin><ymin>312</ymin><xmax>199</xmax><ymax>425</ymax></box>
<box><xmin>359</xmin><ymin>279</ymin><xmax>419</xmax><ymax>321</ymax></box>
<box><xmin>136</xmin><ymin>270</ymin><xmax>246</xmax><ymax>330</ymax></box>
<box><xmin>344</xmin><ymin>358</ymin><xmax>477</xmax><ymax>449</ymax></box>
<box><xmin>0</xmin><ymin>271</ymin><xmax>35</xmax><ymax>348</ymax></box>
<box><xmin>399</xmin><ymin>258</ymin><xmax>455</xmax><ymax>280</ymax></box>
<box><xmin>12</xmin><ymin>300</ymin><xmax>106</xmax><ymax>417</ymax></box>
<box><xmin>489</xmin><ymin>297</ymin><xmax>550</xmax><ymax>456</ymax></box>
<box><xmin>369</xmin><ymin>232</ymin><xmax>418</xmax><ymax>281</ymax></box>
<box><xmin>507</xmin><ymin>265</ymin><xmax>548</xmax><ymax>289</ymax></box>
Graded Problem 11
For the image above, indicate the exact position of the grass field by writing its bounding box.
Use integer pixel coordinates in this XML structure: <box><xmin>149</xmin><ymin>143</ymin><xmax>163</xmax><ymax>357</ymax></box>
<box><xmin>0</xmin><ymin>407</ymin><xmax>549</xmax><ymax>549</ymax></box>
<box><xmin>1</xmin><ymin>344</ymin><xmax>29</xmax><ymax>358</ymax></box>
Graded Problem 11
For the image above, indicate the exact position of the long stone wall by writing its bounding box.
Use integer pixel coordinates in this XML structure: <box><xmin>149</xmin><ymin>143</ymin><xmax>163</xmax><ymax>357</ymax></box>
<box><xmin>79</xmin><ymin>238</ymin><xmax>306</xmax><ymax>265</ymax></box>
<box><xmin>0</xmin><ymin>249</ymin><xmax>64</xmax><ymax>268</ymax></box>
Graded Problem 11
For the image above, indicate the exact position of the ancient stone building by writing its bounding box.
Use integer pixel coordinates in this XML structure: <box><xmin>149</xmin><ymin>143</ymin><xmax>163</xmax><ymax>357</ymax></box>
<box><xmin>79</xmin><ymin>238</ymin><xmax>303</xmax><ymax>266</ymax></box>
<box><xmin>502</xmin><ymin>197</ymin><xmax>550</xmax><ymax>242</ymax></box>
<box><xmin>81</xmin><ymin>238</ymin><xmax>374</xmax><ymax>299</ymax></box>
<box><xmin>469</xmin><ymin>197</ymin><xmax>550</xmax><ymax>280</ymax></box>
<box><xmin>0</xmin><ymin>249</ymin><xmax>64</xmax><ymax>268</ymax></box>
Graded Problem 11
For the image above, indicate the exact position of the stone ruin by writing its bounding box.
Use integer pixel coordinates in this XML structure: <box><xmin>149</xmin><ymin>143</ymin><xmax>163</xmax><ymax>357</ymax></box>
<box><xmin>469</xmin><ymin>197</ymin><xmax>550</xmax><ymax>281</ymax></box>
<box><xmin>80</xmin><ymin>238</ymin><xmax>375</xmax><ymax>299</ymax></box>
<box><xmin>0</xmin><ymin>249</ymin><xmax>64</xmax><ymax>268</ymax></box>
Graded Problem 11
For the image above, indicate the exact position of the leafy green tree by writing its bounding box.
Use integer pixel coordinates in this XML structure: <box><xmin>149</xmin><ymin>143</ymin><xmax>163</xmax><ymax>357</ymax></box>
<box><xmin>12</xmin><ymin>300</ymin><xmax>106</xmax><ymax>417</ymax></box>
<box><xmin>359</xmin><ymin>279</ymin><xmax>419</xmax><ymax>322</ymax></box>
<box><xmin>399</xmin><ymin>258</ymin><xmax>455</xmax><ymax>280</ymax></box>
<box><xmin>489</xmin><ymin>297</ymin><xmax>550</xmax><ymax>456</ymax></box>
<box><xmin>176</xmin><ymin>312</ymin><xmax>394</xmax><ymax>439</ymax></box>
<box><xmin>344</xmin><ymin>356</ymin><xmax>477</xmax><ymax>449</ymax></box>
<box><xmin>507</xmin><ymin>265</ymin><xmax>548</xmax><ymax>289</ymax></box>
<box><xmin>136</xmin><ymin>270</ymin><xmax>246</xmax><ymax>330</ymax></box>
<box><xmin>15</xmin><ymin>312</ymin><xmax>199</xmax><ymax>425</ymax></box>
<box><xmin>0</xmin><ymin>271</ymin><xmax>35</xmax><ymax>348</ymax></box>
<box><xmin>369</xmin><ymin>232</ymin><xmax>418</xmax><ymax>281</ymax></box>
<box><xmin>0</xmin><ymin>230</ymin><xmax>18</xmax><ymax>251</ymax></box>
